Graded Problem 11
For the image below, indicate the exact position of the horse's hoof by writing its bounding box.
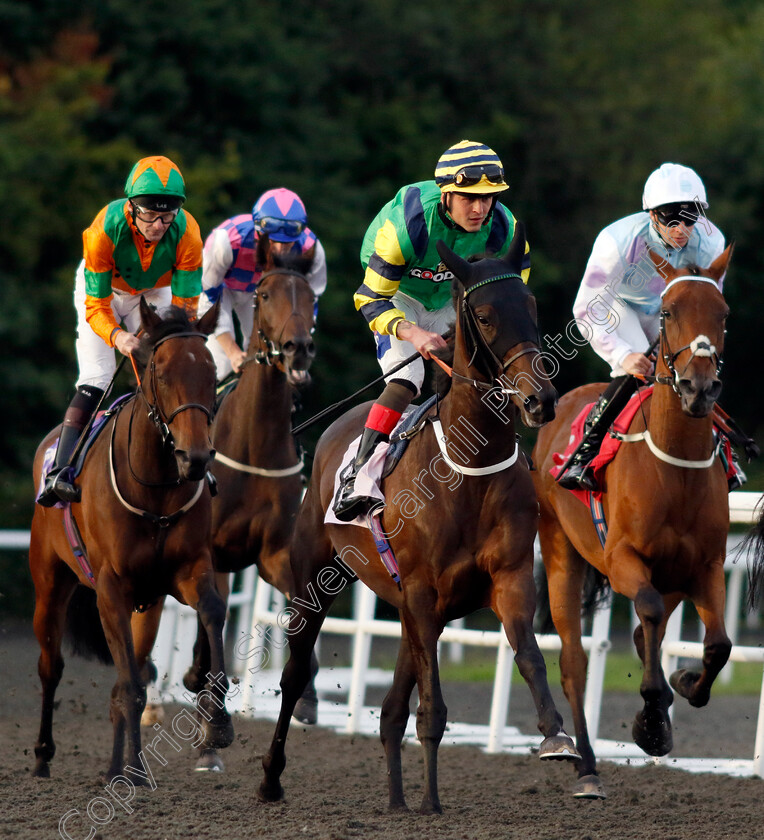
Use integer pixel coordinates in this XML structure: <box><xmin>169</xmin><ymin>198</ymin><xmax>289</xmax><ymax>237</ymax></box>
<box><xmin>32</xmin><ymin>763</ymin><xmax>50</xmax><ymax>779</ymax></box>
<box><xmin>257</xmin><ymin>778</ymin><xmax>284</xmax><ymax>803</ymax></box>
<box><xmin>182</xmin><ymin>669</ymin><xmax>205</xmax><ymax>694</ymax></box>
<box><xmin>572</xmin><ymin>774</ymin><xmax>607</xmax><ymax>799</ymax></box>
<box><xmin>140</xmin><ymin>703</ymin><xmax>165</xmax><ymax>727</ymax></box>
<box><xmin>539</xmin><ymin>731</ymin><xmax>581</xmax><ymax>761</ymax></box>
<box><xmin>418</xmin><ymin>798</ymin><xmax>443</xmax><ymax>815</ymax></box>
<box><xmin>669</xmin><ymin>669</ymin><xmax>709</xmax><ymax>708</ymax></box>
<box><xmin>292</xmin><ymin>696</ymin><xmax>318</xmax><ymax>726</ymax></box>
<box><xmin>632</xmin><ymin>710</ymin><xmax>673</xmax><ymax>757</ymax></box>
<box><xmin>195</xmin><ymin>749</ymin><xmax>224</xmax><ymax>773</ymax></box>
<box><xmin>204</xmin><ymin>718</ymin><xmax>235</xmax><ymax>750</ymax></box>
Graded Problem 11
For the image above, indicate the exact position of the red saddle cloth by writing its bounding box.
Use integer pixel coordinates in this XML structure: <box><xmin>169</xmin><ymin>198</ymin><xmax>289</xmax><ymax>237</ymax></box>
<box><xmin>550</xmin><ymin>385</ymin><xmax>735</xmax><ymax>507</ymax></box>
<box><xmin>549</xmin><ymin>387</ymin><xmax>653</xmax><ymax>506</ymax></box>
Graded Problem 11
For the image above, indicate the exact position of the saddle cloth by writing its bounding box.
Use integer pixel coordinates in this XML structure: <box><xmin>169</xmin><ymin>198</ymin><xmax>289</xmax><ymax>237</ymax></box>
<box><xmin>549</xmin><ymin>387</ymin><xmax>653</xmax><ymax>507</ymax></box>
<box><xmin>550</xmin><ymin>386</ymin><xmax>735</xmax><ymax>507</ymax></box>
<box><xmin>324</xmin><ymin>396</ymin><xmax>438</xmax><ymax>528</ymax></box>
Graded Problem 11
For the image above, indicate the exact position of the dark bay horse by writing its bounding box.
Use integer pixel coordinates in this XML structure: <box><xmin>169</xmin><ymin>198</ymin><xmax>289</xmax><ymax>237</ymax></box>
<box><xmin>258</xmin><ymin>226</ymin><xmax>580</xmax><ymax>814</ymax></box>
<box><xmin>30</xmin><ymin>298</ymin><xmax>233</xmax><ymax>781</ymax></box>
<box><xmin>532</xmin><ymin>246</ymin><xmax>748</xmax><ymax>798</ymax></box>
<box><xmin>137</xmin><ymin>238</ymin><xmax>318</xmax><ymax>769</ymax></box>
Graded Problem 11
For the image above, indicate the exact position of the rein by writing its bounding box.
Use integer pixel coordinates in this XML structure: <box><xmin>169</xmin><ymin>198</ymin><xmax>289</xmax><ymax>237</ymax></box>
<box><xmin>109</xmin><ymin>410</ymin><xmax>206</xmax><ymax>525</ymax></box>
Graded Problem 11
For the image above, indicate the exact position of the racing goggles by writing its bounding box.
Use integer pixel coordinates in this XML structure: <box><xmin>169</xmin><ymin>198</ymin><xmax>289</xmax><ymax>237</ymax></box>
<box><xmin>653</xmin><ymin>203</ymin><xmax>698</xmax><ymax>227</ymax></box>
<box><xmin>132</xmin><ymin>204</ymin><xmax>179</xmax><ymax>225</ymax></box>
<box><xmin>449</xmin><ymin>163</ymin><xmax>505</xmax><ymax>189</ymax></box>
<box><xmin>256</xmin><ymin>216</ymin><xmax>306</xmax><ymax>238</ymax></box>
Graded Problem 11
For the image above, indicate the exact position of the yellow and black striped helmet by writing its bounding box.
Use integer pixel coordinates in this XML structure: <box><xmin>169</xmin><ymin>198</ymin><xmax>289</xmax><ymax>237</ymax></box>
<box><xmin>435</xmin><ymin>140</ymin><xmax>508</xmax><ymax>195</ymax></box>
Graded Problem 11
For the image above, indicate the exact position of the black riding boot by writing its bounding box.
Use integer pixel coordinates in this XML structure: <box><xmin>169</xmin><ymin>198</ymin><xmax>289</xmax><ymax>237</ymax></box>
<box><xmin>37</xmin><ymin>385</ymin><xmax>103</xmax><ymax>507</ymax></box>
<box><xmin>557</xmin><ymin>375</ymin><xmax>638</xmax><ymax>491</ymax></box>
<box><xmin>332</xmin><ymin>427</ymin><xmax>388</xmax><ymax>522</ymax></box>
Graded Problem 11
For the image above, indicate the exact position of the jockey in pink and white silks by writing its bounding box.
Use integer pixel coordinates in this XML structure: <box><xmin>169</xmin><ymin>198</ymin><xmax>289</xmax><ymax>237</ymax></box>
<box><xmin>198</xmin><ymin>188</ymin><xmax>327</xmax><ymax>380</ymax></box>
<box><xmin>558</xmin><ymin>163</ymin><xmax>737</xmax><ymax>490</ymax></box>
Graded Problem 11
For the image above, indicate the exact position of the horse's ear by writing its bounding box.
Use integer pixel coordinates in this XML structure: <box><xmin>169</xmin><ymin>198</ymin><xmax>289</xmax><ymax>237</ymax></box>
<box><xmin>256</xmin><ymin>231</ymin><xmax>272</xmax><ymax>268</ymax></box>
<box><xmin>504</xmin><ymin>220</ymin><xmax>527</xmax><ymax>275</ymax></box>
<box><xmin>436</xmin><ymin>240</ymin><xmax>472</xmax><ymax>288</ymax></box>
<box><xmin>706</xmin><ymin>242</ymin><xmax>734</xmax><ymax>282</ymax></box>
<box><xmin>646</xmin><ymin>248</ymin><xmax>677</xmax><ymax>284</ymax></box>
<box><xmin>197</xmin><ymin>299</ymin><xmax>220</xmax><ymax>336</ymax></box>
<box><xmin>139</xmin><ymin>295</ymin><xmax>161</xmax><ymax>332</ymax></box>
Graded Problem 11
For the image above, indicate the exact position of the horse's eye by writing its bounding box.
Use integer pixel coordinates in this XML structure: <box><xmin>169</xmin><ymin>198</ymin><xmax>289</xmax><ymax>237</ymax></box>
<box><xmin>260</xmin><ymin>292</ymin><xmax>269</xmax><ymax>302</ymax></box>
<box><xmin>661</xmin><ymin>310</ymin><xmax>671</xmax><ymax>320</ymax></box>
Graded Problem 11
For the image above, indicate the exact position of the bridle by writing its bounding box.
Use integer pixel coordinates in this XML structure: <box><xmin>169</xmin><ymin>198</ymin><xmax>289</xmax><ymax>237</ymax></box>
<box><xmin>128</xmin><ymin>331</ymin><xmax>215</xmax><ymax>487</ymax></box>
<box><xmin>449</xmin><ymin>272</ymin><xmax>542</xmax><ymax>404</ymax></box>
<box><xmin>654</xmin><ymin>276</ymin><xmax>724</xmax><ymax>396</ymax></box>
<box><xmin>245</xmin><ymin>268</ymin><xmax>315</xmax><ymax>367</ymax></box>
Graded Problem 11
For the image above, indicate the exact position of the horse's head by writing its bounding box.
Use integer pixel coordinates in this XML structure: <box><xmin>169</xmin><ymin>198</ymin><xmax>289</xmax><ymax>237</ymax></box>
<box><xmin>648</xmin><ymin>245</ymin><xmax>732</xmax><ymax>417</ymax></box>
<box><xmin>436</xmin><ymin>223</ymin><xmax>557</xmax><ymax>427</ymax></box>
<box><xmin>137</xmin><ymin>297</ymin><xmax>219</xmax><ymax>480</ymax></box>
<box><xmin>250</xmin><ymin>233</ymin><xmax>317</xmax><ymax>379</ymax></box>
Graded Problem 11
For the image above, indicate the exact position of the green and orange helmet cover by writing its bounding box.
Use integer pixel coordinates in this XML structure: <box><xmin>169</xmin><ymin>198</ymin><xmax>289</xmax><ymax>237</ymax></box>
<box><xmin>125</xmin><ymin>156</ymin><xmax>186</xmax><ymax>212</ymax></box>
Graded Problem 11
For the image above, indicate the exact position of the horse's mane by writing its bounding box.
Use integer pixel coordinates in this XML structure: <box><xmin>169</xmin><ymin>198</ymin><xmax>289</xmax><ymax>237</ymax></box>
<box><xmin>271</xmin><ymin>248</ymin><xmax>314</xmax><ymax>278</ymax></box>
<box><xmin>133</xmin><ymin>305</ymin><xmax>197</xmax><ymax>368</ymax></box>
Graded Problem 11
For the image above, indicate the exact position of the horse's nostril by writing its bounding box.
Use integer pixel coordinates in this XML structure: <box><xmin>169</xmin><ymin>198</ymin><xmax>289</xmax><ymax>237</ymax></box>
<box><xmin>307</xmin><ymin>342</ymin><xmax>316</xmax><ymax>357</ymax></box>
<box><xmin>282</xmin><ymin>341</ymin><xmax>296</xmax><ymax>353</ymax></box>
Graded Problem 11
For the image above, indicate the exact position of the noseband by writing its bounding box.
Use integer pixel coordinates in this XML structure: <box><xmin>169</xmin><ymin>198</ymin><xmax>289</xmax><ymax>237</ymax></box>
<box><xmin>655</xmin><ymin>276</ymin><xmax>724</xmax><ymax>395</ymax></box>
<box><xmin>249</xmin><ymin>269</ymin><xmax>315</xmax><ymax>367</ymax></box>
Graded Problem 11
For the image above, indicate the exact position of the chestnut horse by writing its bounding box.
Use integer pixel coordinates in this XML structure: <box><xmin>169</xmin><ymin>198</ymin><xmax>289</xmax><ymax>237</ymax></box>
<box><xmin>137</xmin><ymin>239</ymin><xmax>318</xmax><ymax>770</ymax></box>
<box><xmin>258</xmin><ymin>226</ymin><xmax>580</xmax><ymax>815</ymax></box>
<box><xmin>30</xmin><ymin>299</ymin><xmax>233</xmax><ymax>781</ymax></box>
<box><xmin>533</xmin><ymin>246</ymin><xmax>739</xmax><ymax>799</ymax></box>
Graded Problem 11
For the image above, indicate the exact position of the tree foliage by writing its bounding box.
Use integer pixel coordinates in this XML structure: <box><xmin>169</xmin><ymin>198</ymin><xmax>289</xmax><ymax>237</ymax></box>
<box><xmin>3</xmin><ymin>0</ymin><xmax>764</xmax><ymax>528</ymax></box>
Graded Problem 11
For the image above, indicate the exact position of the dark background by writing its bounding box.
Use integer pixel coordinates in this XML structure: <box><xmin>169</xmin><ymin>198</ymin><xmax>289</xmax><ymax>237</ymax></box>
<box><xmin>3</xmin><ymin>0</ymin><xmax>764</xmax><ymax>614</ymax></box>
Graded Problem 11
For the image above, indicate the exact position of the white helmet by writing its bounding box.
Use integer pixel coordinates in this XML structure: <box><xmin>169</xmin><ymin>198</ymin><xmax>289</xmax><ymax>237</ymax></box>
<box><xmin>642</xmin><ymin>163</ymin><xmax>708</xmax><ymax>210</ymax></box>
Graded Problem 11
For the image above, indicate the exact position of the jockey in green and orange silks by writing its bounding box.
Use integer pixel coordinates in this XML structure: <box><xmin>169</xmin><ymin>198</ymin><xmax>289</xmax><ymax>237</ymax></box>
<box><xmin>37</xmin><ymin>155</ymin><xmax>204</xmax><ymax>508</ymax></box>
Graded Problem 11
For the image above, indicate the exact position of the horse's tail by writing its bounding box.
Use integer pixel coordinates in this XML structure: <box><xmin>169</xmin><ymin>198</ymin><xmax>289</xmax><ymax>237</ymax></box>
<box><xmin>737</xmin><ymin>499</ymin><xmax>764</xmax><ymax>611</ymax></box>
<box><xmin>581</xmin><ymin>564</ymin><xmax>611</xmax><ymax>617</ymax></box>
<box><xmin>65</xmin><ymin>586</ymin><xmax>114</xmax><ymax>665</ymax></box>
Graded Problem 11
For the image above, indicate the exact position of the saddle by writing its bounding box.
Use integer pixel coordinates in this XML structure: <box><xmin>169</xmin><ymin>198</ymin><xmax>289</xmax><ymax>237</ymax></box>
<box><xmin>382</xmin><ymin>395</ymin><xmax>439</xmax><ymax>479</ymax></box>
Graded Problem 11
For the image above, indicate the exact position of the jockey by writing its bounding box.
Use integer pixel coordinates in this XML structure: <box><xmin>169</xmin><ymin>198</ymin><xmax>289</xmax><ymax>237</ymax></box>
<box><xmin>37</xmin><ymin>155</ymin><xmax>203</xmax><ymax>507</ymax></box>
<box><xmin>198</xmin><ymin>188</ymin><xmax>327</xmax><ymax>380</ymax></box>
<box><xmin>332</xmin><ymin>139</ymin><xmax>530</xmax><ymax>521</ymax></box>
<box><xmin>558</xmin><ymin>162</ymin><xmax>739</xmax><ymax>490</ymax></box>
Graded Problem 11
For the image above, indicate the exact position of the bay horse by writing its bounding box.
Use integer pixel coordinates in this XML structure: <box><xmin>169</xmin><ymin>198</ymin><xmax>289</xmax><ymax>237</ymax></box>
<box><xmin>532</xmin><ymin>246</ymin><xmax>742</xmax><ymax>798</ymax></box>
<box><xmin>258</xmin><ymin>225</ymin><xmax>580</xmax><ymax>814</ymax></box>
<box><xmin>137</xmin><ymin>237</ymin><xmax>318</xmax><ymax>770</ymax></box>
<box><xmin>30</xmin><ymin>298</ymin><xmax>233</xmax><ymax>781</ymax></box>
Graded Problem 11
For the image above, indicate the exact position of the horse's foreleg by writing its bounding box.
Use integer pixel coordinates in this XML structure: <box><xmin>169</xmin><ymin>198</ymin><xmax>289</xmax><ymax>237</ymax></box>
<box><xmin>175</xmin><ymin>567</ymin><xmax>233</xmax><ymax>756</ymax></box>
<box><xmin>131</xmin><ymin>600</ymin><xmax>165</xmax><ymax>727</ymax></box>
<box><xmin>672</xmin><ymin>567</ymin><xmax>731</xmax><ymax>708</ymax></box>
<box><xmin>627</xmin><ymin>581</ymin><xmax>674</xmax><ymax>757</ymax></box>
<box><xmin>183</xmin><ymin>571</ymin><xmax>228</xmax><ymax>694</ymax></box>
<box><xmin>380</xmin><ymin>624</ymin><xmax>416</xmax><ymax>811</ymax></box>
<box><xmin>400</xmin><ymin>595</ymin><xmax>446</xmax><ymax>816</ymax></box>
<box><xmin>543</xmin><ymin>542</ymin><xmax>604</xmax><ymax>798</ymax></box>
<box><xmin>31</xmin><ymin>549</ymin><xmax>78</xmax><ymax>778</ymax></box>
<box><xmin>96</xmin><ymin>573</ymin><xmax>147</xmax><ymax>782</ymax></box>
<box><xmin>492</xmin><ymin>565</ymin><xmax>579</xmax><ymax>763</ymax></box>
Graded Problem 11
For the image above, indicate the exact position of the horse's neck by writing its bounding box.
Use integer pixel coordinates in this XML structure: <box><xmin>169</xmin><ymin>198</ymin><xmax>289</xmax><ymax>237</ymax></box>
<box><xmin>438</xmin><ymin>375</ymin><xmax>517</xmax><ymax>469</ymax></box>
<box><xmin>121</xmin><ymin>400</ymin><xmax>180</xmax><ymax>488</ymax></box>
<box><xmin>225</xmin><ymin>363</ymin><xmax>296</xmax><ymax>459</ymax></box>
<box><xmin>646</xmin><ymin>383</ymin><xmax>715</xmax><ymax>460</ymax></box>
